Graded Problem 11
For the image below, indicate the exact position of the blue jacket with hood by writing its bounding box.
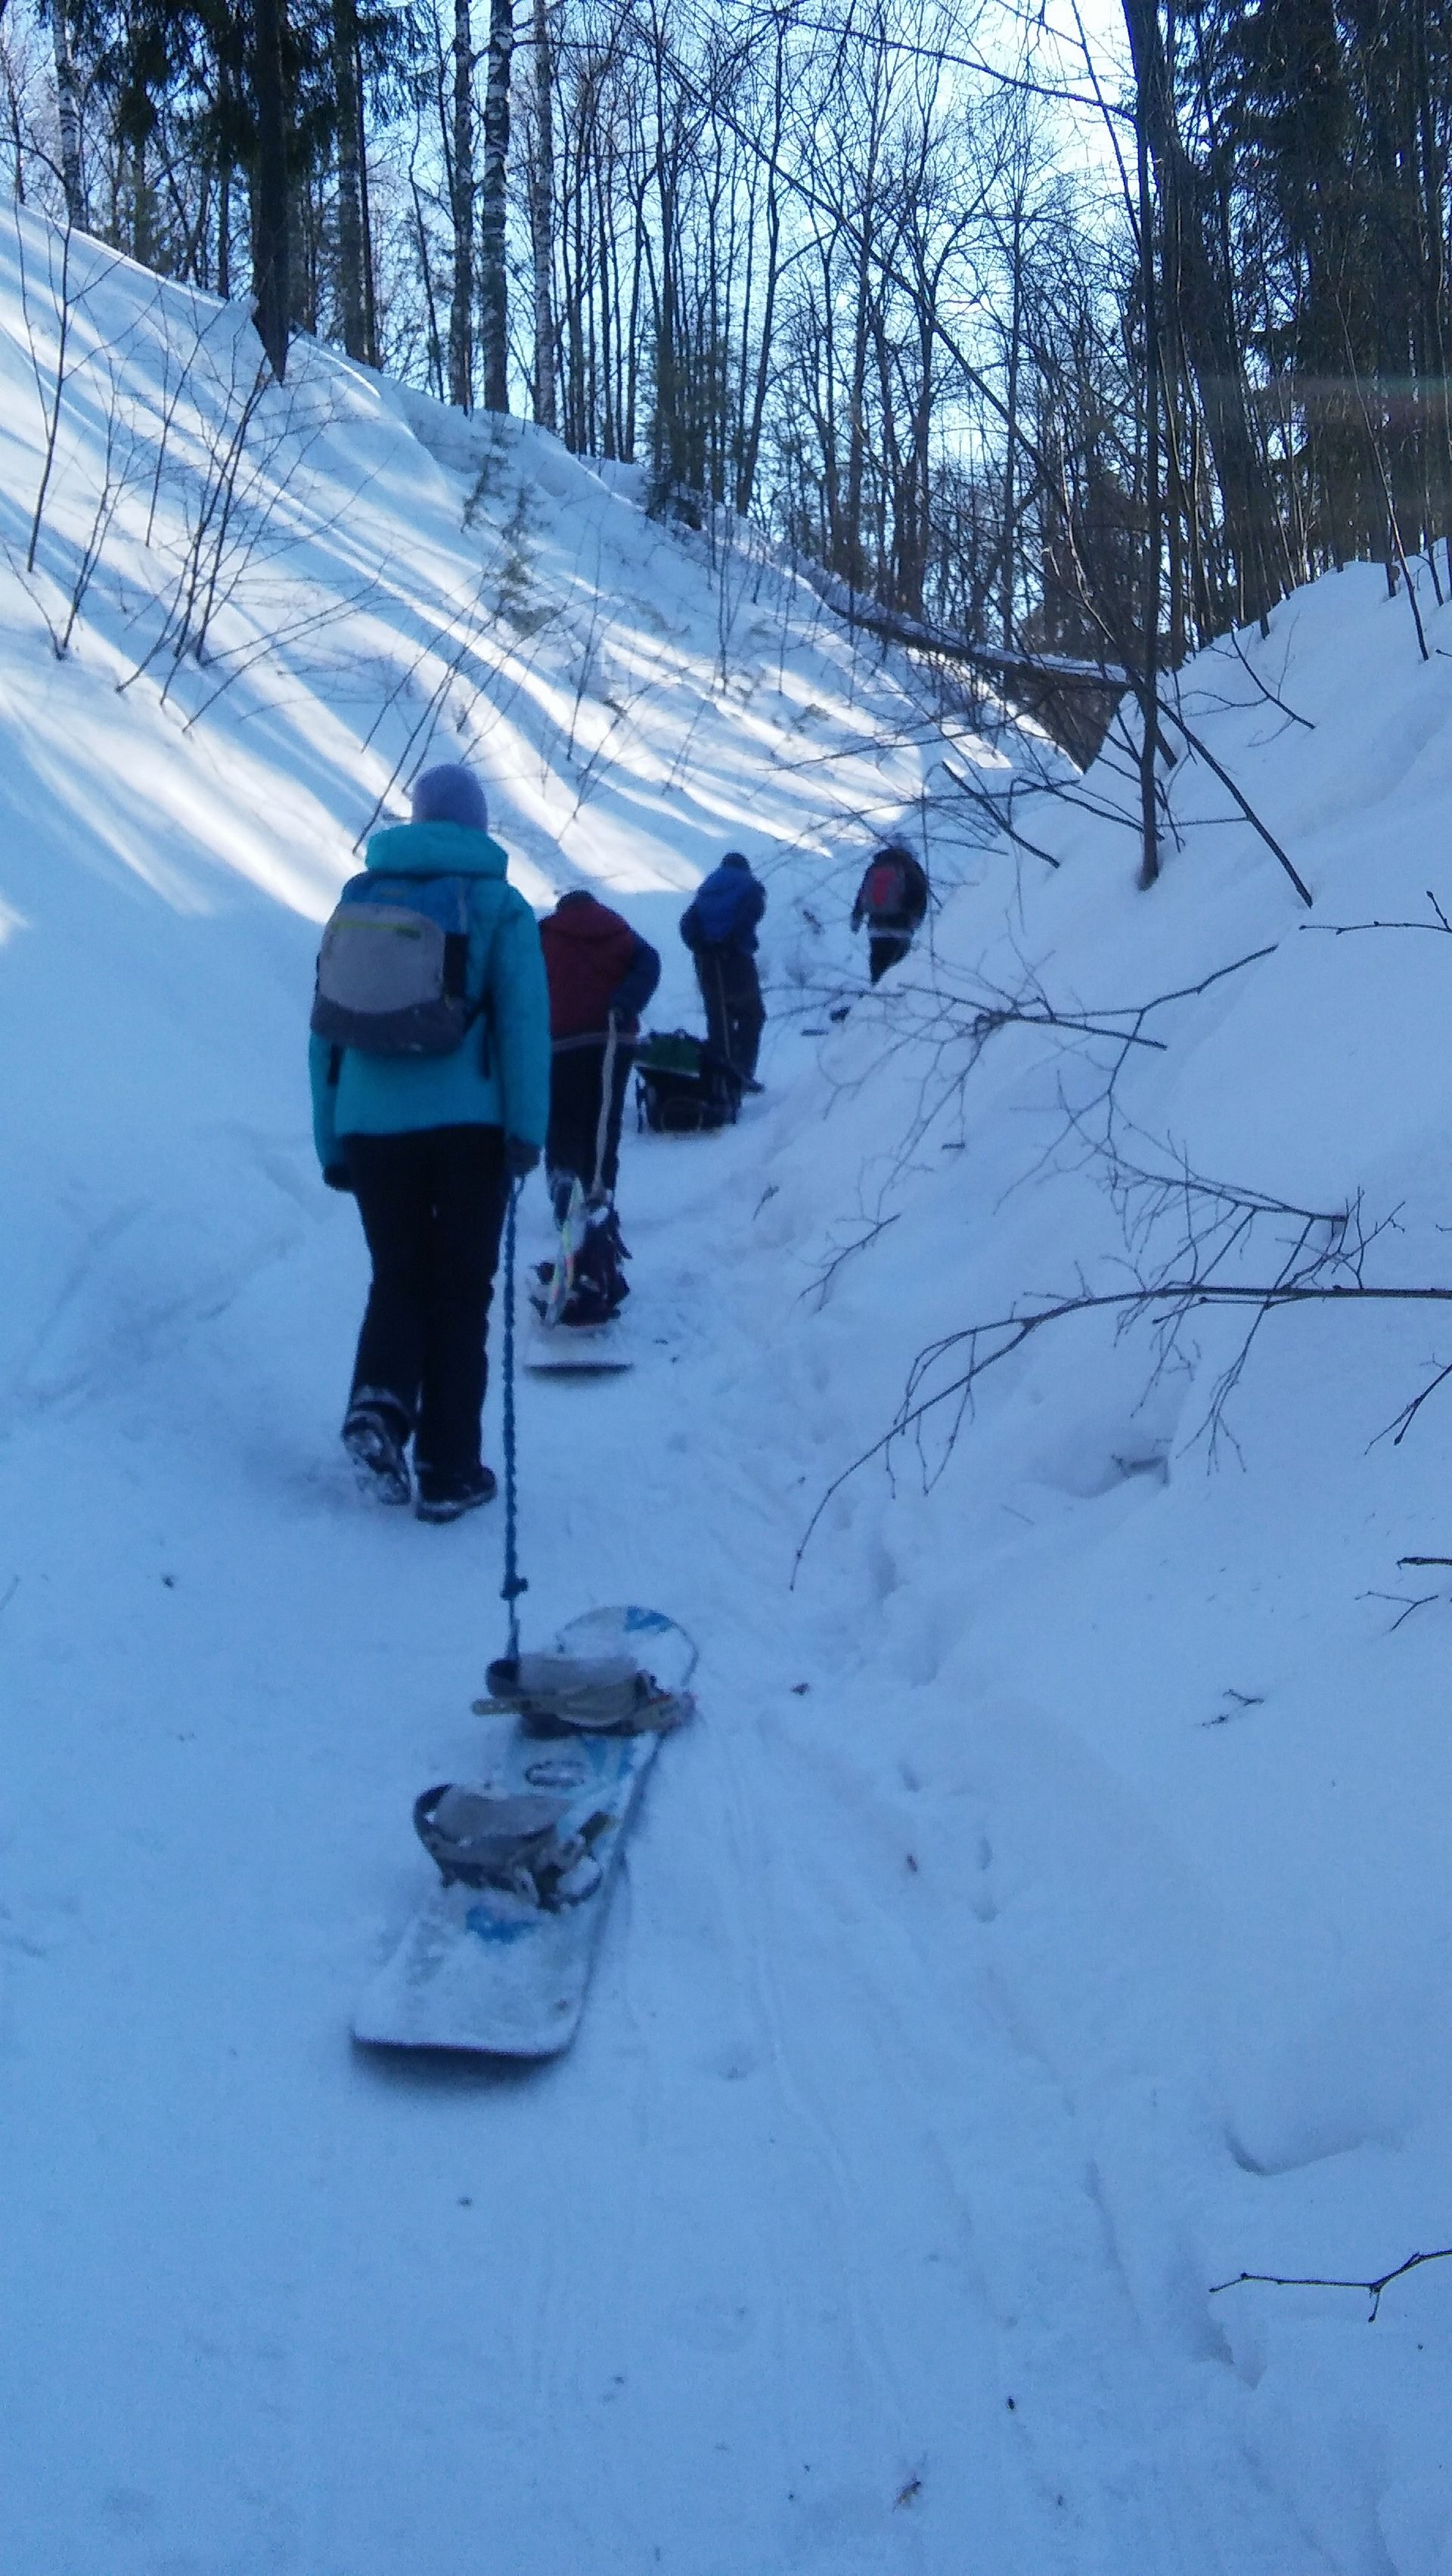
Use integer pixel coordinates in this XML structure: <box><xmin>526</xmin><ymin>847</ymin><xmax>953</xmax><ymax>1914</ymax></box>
<box><xmin>679</xmin><ymin>852</ymin><xmax>766</xmax><ymax>955</ymax></box>
<box><xmin>309</xmin><ymin>820</ymin><xmax>551</xmax><ymax>1169</ymax></box>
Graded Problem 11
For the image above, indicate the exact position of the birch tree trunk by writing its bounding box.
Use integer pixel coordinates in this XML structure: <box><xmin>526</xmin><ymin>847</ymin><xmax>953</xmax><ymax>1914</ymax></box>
<box><xmin>479</xmin><ymin>0</ymin><xmax>516</xmax><ymax>413</ymax></box>
<box><xmin>51</xmin><ymin>0</ymin><xmax>87</xmax><ymax>228</ymax></box>
<box><xmin>529</xmin><ymin>0</ymin><xmax>556</xmax><ymax>430</ymax></box>
<box><xmin>734</xmin><ymin>14</ymin><xmax>784</xmax><ymax>516</ymax></box>
<box><xmin>448</xmin><ymin>0</ymin><xmax>475</xmax><ymax>410</ymax></box>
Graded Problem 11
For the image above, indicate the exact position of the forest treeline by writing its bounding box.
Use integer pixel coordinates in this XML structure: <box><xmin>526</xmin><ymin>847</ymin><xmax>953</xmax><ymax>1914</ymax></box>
<box><xmin>5</xmin><ymin>0</ymin><xmax>1452</xmax><ymax>703</ymax></box>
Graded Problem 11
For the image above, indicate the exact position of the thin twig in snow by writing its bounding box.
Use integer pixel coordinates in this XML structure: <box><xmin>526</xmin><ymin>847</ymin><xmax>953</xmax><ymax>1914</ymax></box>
<box><xmin>1211</xmin><ymin>2247</ymin><xmax>1452</xmax><ymax>2323</ymax></box>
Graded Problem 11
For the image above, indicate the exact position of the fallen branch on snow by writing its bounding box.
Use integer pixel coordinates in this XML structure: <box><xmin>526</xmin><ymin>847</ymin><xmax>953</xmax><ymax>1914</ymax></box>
<box><xmin>1211</xmin><ymin>2246</ymin><xmax>1452</xmax><ymax>2323</ymax></box>
<box><xmin>1306</xmin><ymin>890</ymin><xmax>1452</xmax><ymax>940</ymax></box>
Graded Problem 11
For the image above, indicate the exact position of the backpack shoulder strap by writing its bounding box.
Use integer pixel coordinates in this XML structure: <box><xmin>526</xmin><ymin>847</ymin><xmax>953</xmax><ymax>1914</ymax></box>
<box><xmin>468</xmin><ymin>889</ymin><xmax>506</xmax><ymax>1065</ymax></box>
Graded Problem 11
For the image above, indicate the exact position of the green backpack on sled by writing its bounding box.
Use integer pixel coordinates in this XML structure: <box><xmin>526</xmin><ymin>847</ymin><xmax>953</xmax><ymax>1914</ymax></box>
<box><xmin>634</xmin><ymin>1030</ymin><xmax>740</xmax><ymax>1134</ymax></box>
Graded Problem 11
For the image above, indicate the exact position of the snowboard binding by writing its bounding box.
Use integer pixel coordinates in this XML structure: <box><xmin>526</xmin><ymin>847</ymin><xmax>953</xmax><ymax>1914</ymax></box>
<box><xmin>531</xmin><ymin>1181</ymin><xmax>631</xmax><ymax>1330</ymax></box>
<box><xmin>413</xmin><ymin>1782</ymin><xmax>610</xmax><ymax>1910</ymax></box>
<box><xmin>473</xmin><ymin>1650</ymin><xmax>693</xmax><ymax>1737</ymax></box>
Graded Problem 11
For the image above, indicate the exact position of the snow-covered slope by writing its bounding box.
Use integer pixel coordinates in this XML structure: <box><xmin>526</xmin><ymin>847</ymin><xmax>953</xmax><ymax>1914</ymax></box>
<box><xmin>2</xmin><ymin>200</ymin><xmax>1450</xmax><ymax>2576</ymax></box>
<box><xmin>749</xmin><ymin>563</ymin><xmax>1452</xmax><ymax>2574</ymax></box>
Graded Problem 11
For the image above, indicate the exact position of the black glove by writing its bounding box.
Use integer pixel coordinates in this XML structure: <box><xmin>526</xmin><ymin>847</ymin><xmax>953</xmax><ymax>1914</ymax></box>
<box><xmin>504</xmin><ymin>1136</ymin><xmax>541</xmax><ymax>1181</ymax></box>
<box><xmin>323</xmin><ymin>1162</ymin><xmax>353</xmax><ymax>1193</ymax></box>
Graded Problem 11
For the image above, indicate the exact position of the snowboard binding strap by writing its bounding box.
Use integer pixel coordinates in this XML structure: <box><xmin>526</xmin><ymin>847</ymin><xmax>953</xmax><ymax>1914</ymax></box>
<box><xmin>474</xmin><ymin>1650</ymin><xmax>693</xmax><ymax>1736</ymax></box>
<box><xmin>414</xmin><ymin>1783</ymin><xmax>610</xmax><ymax>1911</ymax></box>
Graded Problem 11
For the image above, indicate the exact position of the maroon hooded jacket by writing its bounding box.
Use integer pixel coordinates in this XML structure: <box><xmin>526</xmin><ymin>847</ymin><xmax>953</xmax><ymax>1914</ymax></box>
<box><xmin>539</xmin><ymin>891</ymin><xmax>661</xmax><ymax>1043</ymax></box>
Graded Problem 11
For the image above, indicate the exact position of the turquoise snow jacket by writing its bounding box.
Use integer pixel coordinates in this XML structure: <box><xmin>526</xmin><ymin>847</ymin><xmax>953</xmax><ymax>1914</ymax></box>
<box><xmin>309</xmin><ymin>821</ymin><xmax>551</xmax><ymax>1169</ymax></box>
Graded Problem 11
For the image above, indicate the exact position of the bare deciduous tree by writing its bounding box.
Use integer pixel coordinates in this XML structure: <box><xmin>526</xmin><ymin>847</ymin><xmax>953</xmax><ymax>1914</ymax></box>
<box><xmin>479</xmin><ymin>0</ymin><xmax>514</xmax><ymax>411</ymax></box>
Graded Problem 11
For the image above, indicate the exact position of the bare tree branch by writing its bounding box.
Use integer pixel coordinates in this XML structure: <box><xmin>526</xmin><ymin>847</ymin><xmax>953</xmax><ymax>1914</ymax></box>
<box><xmin>1211</xmin><ymin>2248</ymin><xmax>1452</xmax><ymax>2324</ymax></box>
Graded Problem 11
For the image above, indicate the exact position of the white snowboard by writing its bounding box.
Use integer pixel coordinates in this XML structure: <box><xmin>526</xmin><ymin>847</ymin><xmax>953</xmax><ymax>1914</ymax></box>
<box><xmin>353</xmin><ymin>1608</ymin><xmax>694</xmax><ymax>2058</ymax></box>
<box><xmin>523</xmin><ymin>1184</ymin><xmax>634</xmax><ymax>1371</ymax></box>
<box><xmin>524</xmin><ymin>1305</ymin><xmax>634</xmax><ymax>1373</ymax></box>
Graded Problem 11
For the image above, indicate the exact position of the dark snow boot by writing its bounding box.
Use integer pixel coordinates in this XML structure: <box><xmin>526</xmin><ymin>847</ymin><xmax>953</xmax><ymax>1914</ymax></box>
<box><xmin>565</xmin><ymin>1201</ymin><xmax>631</xmax><ymax>1325</ymax></box>
<box><xmin>531</xmin><ymin>1198</ymin><xmax>630</xmax><ymax>1330</ymax></box>
<box><xmin>343</xmin><ymin>1398</ymin><xmax>411</xmax><ymax>1505</ymax></box>
<box><xmin>414</xmin><ymin>1463</ymin><xmax>498</xmax><ymax>1524</ymax></box>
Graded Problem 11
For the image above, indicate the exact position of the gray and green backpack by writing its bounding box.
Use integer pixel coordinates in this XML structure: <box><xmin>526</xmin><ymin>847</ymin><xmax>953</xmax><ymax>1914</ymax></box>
<box><xmin>311</xmin><ymin>873</ymin><xmax>478</xmax><ymax>1057</ymax></box>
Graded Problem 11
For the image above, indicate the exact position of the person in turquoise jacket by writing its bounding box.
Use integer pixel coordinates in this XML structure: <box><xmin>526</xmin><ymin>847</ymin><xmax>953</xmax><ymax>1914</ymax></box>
<box><xmin>309</xmin><ymin>762</ymin><xmax>551</xmax><ymax>1521</ymax></box>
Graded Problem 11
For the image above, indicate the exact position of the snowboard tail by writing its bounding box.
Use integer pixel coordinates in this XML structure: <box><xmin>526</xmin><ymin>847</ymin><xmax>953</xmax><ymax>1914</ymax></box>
<box><xmin>353</xmin><ymin>1729</ymin><xmax>660</xmax><ymax>2054</ymax></box>
<box><xmin>524</xmin><ymin>1307</ymin><xmax>634</xmax><ymax>1373</ymax></box>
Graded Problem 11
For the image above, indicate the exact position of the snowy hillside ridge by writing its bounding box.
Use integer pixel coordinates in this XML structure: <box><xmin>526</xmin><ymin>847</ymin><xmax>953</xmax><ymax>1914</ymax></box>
<box><xmin>4</xmin><ymin>197</ymin><xmax>1452</xmax><ymax>2574</ymax></box>
<box><xmin>0</xmin><ymin>203</ymin><xmax>1014</xmax><ymax>926</ymax></box>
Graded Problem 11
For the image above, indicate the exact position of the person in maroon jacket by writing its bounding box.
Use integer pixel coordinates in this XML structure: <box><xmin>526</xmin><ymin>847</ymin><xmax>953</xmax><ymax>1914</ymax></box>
<box><xmin>538</xmin><ymin>889</ymin><xmax>661</xmax><ymax>1213</ymax></box>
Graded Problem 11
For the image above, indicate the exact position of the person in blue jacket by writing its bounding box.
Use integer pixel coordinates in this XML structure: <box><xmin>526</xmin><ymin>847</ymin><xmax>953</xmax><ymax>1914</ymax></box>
<box><xmin>309</xmin><ymin>762</ymin><xmax>551</xmax><ymax>1522</ymax></box>
<box><xmin>679</xmin><ymin>849</ymin><xmax>765</xmax><ymax>1087</ymax></box>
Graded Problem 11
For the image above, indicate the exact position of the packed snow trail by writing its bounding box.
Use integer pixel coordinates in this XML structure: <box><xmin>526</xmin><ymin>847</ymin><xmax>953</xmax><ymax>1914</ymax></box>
<box><xmin>0</xmin><ymin>948</ymin><xmax>1351</xmax><ymax>2574</ymax></box>
<box><xmin>0</xmin><ymin>1075</ymin><xmax>1333</xmax><ymax>2576</ymax></box>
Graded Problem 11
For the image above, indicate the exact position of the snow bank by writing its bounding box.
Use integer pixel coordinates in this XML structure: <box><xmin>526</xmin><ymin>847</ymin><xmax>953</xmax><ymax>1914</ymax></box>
<box><xmin>745</xmin><ymin>557</ymin><xmax>1452</xmax><ymax>2571</ymax></box>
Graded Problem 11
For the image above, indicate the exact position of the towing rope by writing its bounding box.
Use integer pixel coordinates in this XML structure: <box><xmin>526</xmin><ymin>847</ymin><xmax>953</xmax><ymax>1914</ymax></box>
<box><xmin>591</xmin><ymin>1014</ymin><xmax>620</xmax><ymax>1199</ymax></box>
<box><xmin>499</xmin><ymin>1175</ymin><xmax>528</xmax><ymax>1662</ymax></box>
<box><xmin>501</xmin><ymin>1021</ymin><xmax>620</xmax><ymax>1655</ymax></box>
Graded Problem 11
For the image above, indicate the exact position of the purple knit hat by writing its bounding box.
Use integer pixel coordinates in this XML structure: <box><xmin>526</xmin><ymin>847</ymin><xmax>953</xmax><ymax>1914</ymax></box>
<box><xmin>411</xmin><ymin>762</ymin><xmax>490</xmax><ymax>833</ymax></box>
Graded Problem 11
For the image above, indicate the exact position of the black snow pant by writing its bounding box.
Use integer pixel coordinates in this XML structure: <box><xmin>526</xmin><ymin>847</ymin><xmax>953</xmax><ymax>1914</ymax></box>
<box><xmin>868</xmin><ymin>931</ymin><xmax>914</xmax><ymax>983</ymax></box>
<box><xmin>547</xmin><ymin>1038</ymin><xmax>634</xmax><ymax>1200</ymax></box>
<box><xmin>694</xmin><ymin>944</ymin><xmax>765</xmax><ymax>1081</ymax></box>
<box><xmin>342</xmin><ymin>1125</ymin><xmax>508</xmax><ymax>1482</ymax></box>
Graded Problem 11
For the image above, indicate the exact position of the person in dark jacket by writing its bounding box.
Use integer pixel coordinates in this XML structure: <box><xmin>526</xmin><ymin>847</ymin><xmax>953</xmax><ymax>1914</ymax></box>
<box><xmin>850</xmin><ymin>843</ymin><xmax>929</xmax><ymax>982</ymax></box>
<box><xmin>679</xmin><ymin>849</ymin><xmax>766</xmax><ymax>1086</ymax></box>
<box><xmin>539</xmin><ymin>889</ymin><xmax>660</xmax><ymax>1205</ymax></box>
<box><xmin>309</xmin><ymin>761</ymin><xmax>551</xmax><ymax>1522</ymax></box>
